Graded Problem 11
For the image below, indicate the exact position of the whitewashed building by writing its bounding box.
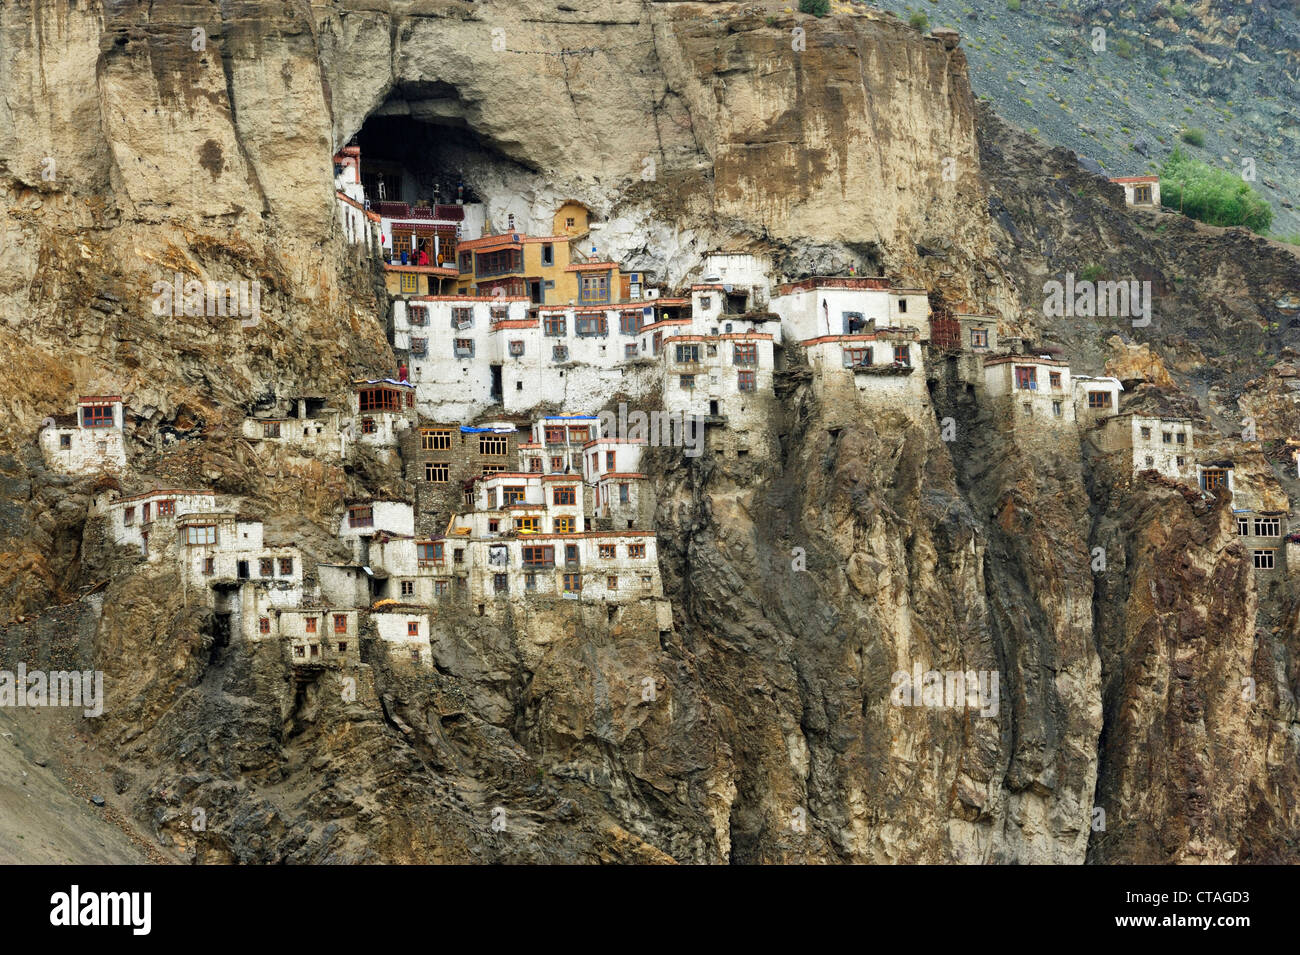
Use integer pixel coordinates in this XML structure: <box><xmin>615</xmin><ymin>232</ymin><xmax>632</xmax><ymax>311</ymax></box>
<box><xmin>1096</xmin><ymin>413</ymin><xmax>1194</xmax><ymax>480</ymax></box>
<box><xmin>984</xmin><ymin>355</ymin><xmax>1076</xmax><ymax>428</ymax></box>
<box><xmin>1073</xmin><ymin>376</ymin><xmax>1124</xmax><ymax>427</ymax></box>
<box><xmin>39</xmin><ymin>396</ymin><xmax>128</xmax><ymax>475</ymax></box>
<box><xmin>769</xmin><ymin>277</ymin><xmax>931</xmax><ymax>343</ymax></box>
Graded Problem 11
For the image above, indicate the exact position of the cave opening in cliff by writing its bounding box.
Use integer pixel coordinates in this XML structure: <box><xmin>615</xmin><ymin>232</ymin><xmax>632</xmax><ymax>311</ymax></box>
<box><xmin>349</xmin><ymin>82</ymin><xmax>558</xmax><ymax>248</ymax></box>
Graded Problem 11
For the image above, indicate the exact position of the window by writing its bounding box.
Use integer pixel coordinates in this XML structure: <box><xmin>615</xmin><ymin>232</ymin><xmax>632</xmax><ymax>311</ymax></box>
<box><xmin>459</xmin><ymin>251</ymin><xmax>472</xmax><ymax>272</ymax></box>
<box><xmin>554</xmin><ymin>486</ymin><xmax>576</xmax><ymax>506</ymax></box>
<box><xmin>422</xmin><ymin>429</ymin><xmax>451</xmax><ymax>451</ymax></box>
<box><xmin>451</xmin><ymin>307</ymin><xmax>473</xmax><ymax>330</ymax></box>
<box><xmin>360</xmin><ymin>417</ymin><xmax>376</xmax><ymax>434</ymax></box>
<box><xmin>1160</xmin><ymin>432</ymin><xmax>1173</xmax><ymax>444</ymax></box>
<box><xmin>58</xmin><ymin>433</ymin><xmax>71</xmax><ymax>449</ymax></box>
<box><xmin>488</xmin><ymin>519</ymin><xmax>500</xmax><ymax>533</ymax></box>
<box><xmin>707</xmin><ymin>344</ymin><xmax>718</xmax><ymax>357</ymax></box>
<box><xmin>123</xmin><ymin>506</ymin><xmax>135</xmax><ymax>525</ymax></box>
<box><xmin>482</xmin><ymin>464</ymin><xmax>506</xmax><ymax>477</ymax></box>
<box><xmin>1014</xmin><ymin>366</ymin><xmax>1037</xmax><ymax>391</ymax></box>
<box><xmin>576</xmin><ymin>316</ymin><xmax>607</xmax><ymax>337</ymax></box>
<box><xmin>81</xmin><ymin>404</ymin><xmax>114</xmax><ymax>428</ymax></box>
<box><xmin>569</xmin><ymin>426</ymin><xmax>590</xmax><ymax>443</ymax></box>
<box><xmin>186</xmin><ymin>524</ymin><xmax>216</xmax><ymax>545</ymax></box>
<box><xmin>1052</xmin><ymin>401</ymin><xmax>1063</xmax><ymax>418</ymax></box>
<box><xmin>563</xmin><ymin>572</ymin><xmax>582</xmax><ymax>593</ymax></box>
<box><xmin>738</xmin><ymin>369</ymin><xmax>757</xmax><ymax>391</ymax></box>
<box><xmin>605</xmin><ymin>450</ymin><xmax>616</xmax><ymax>470</ymax></box>
<box><xmin>544</xmin><ymin>314</ymin><xmax>566</xmax><ymax>337</ymax></box>
<box><xmin>625</xmin><ymin>343</ymin><xmax>639</xmax><ymax>359</ymax></box>
<box><xmin>619</xmin><ymin>483</ymin><xmax>630</xmax><ymax>504</ymax></box>
<box><xmin>157</xmin><ymin>500</ymin><xmax>175</xmax><ymax>517</ymax></box>
<box><xmin>409</xmin><ymin>337</ymin><xmax>427</xmax><ymax>357</ymax></box>
<box><xmin>641</xmin><ymin>575</ymin><xmax>652</xmax><ymax>588</ymax></box>
<box><xmin>503</xmin><ymin>486</ymin><xmax>526</xmax><ymax>505</ymax></box>
<box><xmin>699</xmin><ymin>295</ymin><xmax>712</xmax><ymax>310</ymax></box>
<box><xmin>1145</xmin><ymin>455</ymin><xmax>1155</xmax><ymax>467</ymax></box>
<box><xmin>545</xmin><ymin>426</ymin><xmax>566</xmax><ymax>445</ymax></box>
<box><xmin>203</xmin><ymin>557</ymin><xmax>214</xmax><ymax>575</ymax></box>
<box><xmin>263</xmin><ymin>421</ymin><xmax>281</xmax><ymax>438</ymax></box>
<box><xmin>337</xmin><ymin>642</ymin><xmax>347</xmax><ymax>653</ymax></box>
<box><xmin>399</xmin><ymin>273</ymin><xmax>419</xmax><ymax>294</ymax></box>
<box><xmin>619</xmin><ymin>312</ymin><xmax>639</xmax><ymax>335</ymax></box>
<box><xmin>294</xmin><ymin>646</ymin><xmax>305</xmax><ymax>657</ymax></box>
<box><xmin>565</xmin><ymin>217</ymin><xmax>575</xmax><ymax>228</ymax></box>
<box><xmin>1140</xmin><ymin>426</ymin><xmax>1152</xmax><ymax>440</ymax></box>
<box><xmin>142</xmin><ymin>503</ymin><xmax>151</xmax><ymax>523</ymax></box>
<box><xmin>1049</xmin><ymin>372</ymin><xmax>1062</xmax><ymax>390</ymax></box>
<box><xmin>554</xmin><ymin>516</ymin><xmax>575</xmax><ymax>534</ymax></box>
<box><xmin>401</xmin><ymin>580</ymin><xmax>414</xmax><ymax>597</ymax></box>
<box><xmin>1088</xmin><ymin>391</ymin><xmax>1112</xmax><ymax>409</ymax></box>
<box><xmin>1202</xmin><ymin>469</ymin><xmax>1229</xmax><ymax>491</ymax></box>
<box><xmin>1254</xmin><ymin>518</ymin><xmax>1281</xmax><ymax>537</ymax></box>
<box><xmin>898</xmin><ymin>298</ymin><xmax>908</xmax><ymax>313</ymax></box>
<box><xmin>425</xmin><ymin>462</ymin><xmax>449</xmax><ymax>483</ymax></box>
<box><xmin>579</xmin><ymin>272</ymin><xmax>610</xmax><ymax>304</ymax></box>
<box><xmin>359</xmin><ymin>387</ymin><xmax>403</xmax><ymax>412</ymax></box>
<box><xmin>490</xmin><ymin>306</ymin><xmax>509</xmax><ymax>322</ymax></box>
<box><xmin>893</xmin><ymin>345</ymin><xmax>910</xmax><ymax>366</ymax></box>
<box><xmin>525</xmin><ymin>572</ymin><xmax>537</xmax><ymax>591</ymax></box>
<box><xmin>843</xmin><ymin>347</ymin><xmax>873</xmax><ymax>367</ymax></box>
<box><xmin>306</xmin><ymin>617</ymin><xmax>317</xmax><ymax>633</ymax></box>
<box><xmin>528</xmin><ymin>457</ymin><xmax>543</xmax><ymax>473</ymax></box>
<box><xmin>675</xmin><ymin>344</ymin><xmax>700</xmax><ymax>364</ymax></box>
<box><xmin>479</xmin><ymin>435</ymin><xmax>508</xmax><ymax>456</ymax></box>
<box><xmin>259</xmin><ymin>617</ymin><xmax>270</xmax><ymax>634</ymax></box>
<box><xmin>406</xmin><ymin>620</ymin><xmax>420</xmax><ymax>636</ymax></box>
<box><xmin>607</xmin><ymin>575</ymin><xmax>619</xmax><ymax>590</ymax></box>
<box><xmin>1176</xmin><ymin>456</ymin><xmax>1186</xmax><ymax>467</ymax></box>
<box><xmin>599</xmin><ymin>544</ymin><xmax>616</xmax><ymax>559</ymax></box>
<box><xmin>434</xmin><ymin>580</ymin><xmax>449</xmax><ymax>596</ymax></box>
<box><xmin>628</xmin><ymin>543</ymin><xmax>646</xmax><ymax>559</ymax></box>
<box><xmin>509</xmin><ymin>339</ymin><xmax>525</xmax><ymax>357</ymax></box>
<box><xmin>418</xmin><ymin>542</ymin><xmax>443</xmax><ymax>565</ymax></box>
<box><xmin>493</xmin><ymin>573</ymin><xmax>508</xmax><ymax>594</ymax></box>
<box><xmin>334</xmin><ymin>615</ymin><xmax>348</xmax><ymax>634</ymax></box>
<box><xmin>516</xmin><ymin>516</ymin><xmax>539</xmax><ymax>534</ymax></box>
<box><xmin>1176</xmin><ymin>432</ymin><xmax>1186</xmax><ymax>444</ymax></box>
<box><xmin>550</xmin><ymin>456</ymin><xmax>564</xmax><ymax>471</ymax></box>
<box><xmin>1237</xmin><ymin>517</ymin><xmax>1250</xmax><ymax>536</ymax></box>
<box><xmin>410</xmin><ymin>649</ymin><xmax>421</xmax><ymax>664</ymax></box>
<box><xmin>454</xmin><ymin>548</ymin><xmax>464</xmax><ymax>564</ymax></box>
<box><xmin>1134</xmin><ymin>185</ymin><xmax>1152</xmax><ymax>204</ymax></box>
<box><xmin>256</xmin><ymin>557</ymin><xmax>271</xmax><ymax>577</ymax></box>
<box><xmin>409</xmin><ymin>305</ymin><xmax>428</xmax><ymax>326</ymax></box>
<box><xmin>553</xmin><ymin>345</ymin><xmax>569</xmax><ymax>362</ymax></box>
<box><xmin>971</xmin><ymin>328</ymin><xmax>988</xmax><ymax>348</ymax></box>
<box><xmin>453</xmin><ymin>338</ymin><xmax>474</xmax><ymax>358</ymax></box>
<box><xmin>523</xmin><ymin>545</ymin><xmax>555</xmax><ymax>566</ymax></box>
<box><xmin>680</xmin><ymin>375</ymin><xmax>695</xmax><ymax>390</ymax></box>
<box><xmin>541</xmin><ymin>243</ymin><xmax>554</xmax><ymax>266</ymax></box>
<box><xmin>349</xmin><ymin>505</ymin><xmax>374</xmax><ymax>528</ymax></box>
<box><xmin>734</xmin><ymin>343</ymin><xmax>757</xmax><ymax>366</ymax></box>
<box><xmin>1254</xmin><ymin>550</ymin><xmax>1276</xmax><ymax>570</ymax></box>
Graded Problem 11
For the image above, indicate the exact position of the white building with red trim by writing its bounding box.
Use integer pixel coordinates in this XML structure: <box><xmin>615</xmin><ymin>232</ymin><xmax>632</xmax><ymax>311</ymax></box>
<box><xmin>39</xmin><ymin>396</ymin><xmax>128</xmax><ymax>475</ymax></box>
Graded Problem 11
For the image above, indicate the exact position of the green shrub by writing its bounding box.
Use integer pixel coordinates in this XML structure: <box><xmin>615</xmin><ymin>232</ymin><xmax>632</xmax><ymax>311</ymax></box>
<box><xmin>1114</xmin><ymin>37</ymin><xmax>1134</xmax><ymax>58</ymax></box>
<box><xmin>799</xmin><ymin>0</ymin><xmax>831</xmax><ymax>14</ymax></box>
<box><xmin>908</xmin><ymin>11</ymin><xmax>929</xmax><ymax>31</ymax></box>
<box><xmin>1006</xmin><ymin>0</ymin><xmax>1021</xmax><ymax>10</ymax></box>
<box><xmin>1170</xmin><ymin>2</ymin><xmax>1190</xmax><ymax>18</ymax></box>
<box><xmin>1159</xmin><ymin>147</ymin><xmax>1274</xmax><ymax>233</ymax></box>
<box><xmin>1180</xmin><ymin>127</ymin><xmax>1205</xmax><ymax>146</ymax></box>
<box><xmin>1080</xmin><ymin>264</ymin><xmax>1106</xmax><ymax>282</ymax></box>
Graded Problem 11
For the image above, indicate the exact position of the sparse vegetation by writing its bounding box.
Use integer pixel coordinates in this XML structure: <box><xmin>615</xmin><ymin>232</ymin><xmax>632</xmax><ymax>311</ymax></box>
<box><xmin>908</xmin><ymin>11</ymin><xmax>929</xmax><ymax>31</ymax></box>
<box><xmin>1180</xmin><ymin>127</ymin><xmax>1206</xmax><ymax>147</ymax></box>
<box><xmin>1080</xmin><ymin>264</ymin><xmax>1106</xmax><ymax>282</ymax></box>
<box><xmin>799</xmin><ymin>0</ymin><xmax>831</xmax><ymax>15</ymax></box>
<box><xmin>1006</xmin><ymin>0</ymin><xmax>1021</xmax><ymax>10</ymax></box>
<box><xmin>1160</xmin><ymin>147</ymin><xmax>1274</xmax><ymax>233</ymax></box>
<box><xmin>1113</xmin><ymin>38</ymin><xmax>1134</xmax><ymax>59</ymax></box>
<box><xmin>1170</xmin><ymin>2</ymin><xmax>1190</xmax><ymax>19</ymax></box>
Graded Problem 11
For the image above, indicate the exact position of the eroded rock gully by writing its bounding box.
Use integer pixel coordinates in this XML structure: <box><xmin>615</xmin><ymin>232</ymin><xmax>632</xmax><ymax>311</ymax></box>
<box><xmin>0</xmin><ymin>0</ymin><xmax>1296</xmax><ymax>863</ymax></box>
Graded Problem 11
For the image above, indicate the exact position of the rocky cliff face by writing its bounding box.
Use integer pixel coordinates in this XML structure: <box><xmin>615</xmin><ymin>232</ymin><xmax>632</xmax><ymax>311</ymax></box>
<box><xmin>1</xmin><ymin>0</ymin><xmax>1297</xmax><ymax>863</ymax></box>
